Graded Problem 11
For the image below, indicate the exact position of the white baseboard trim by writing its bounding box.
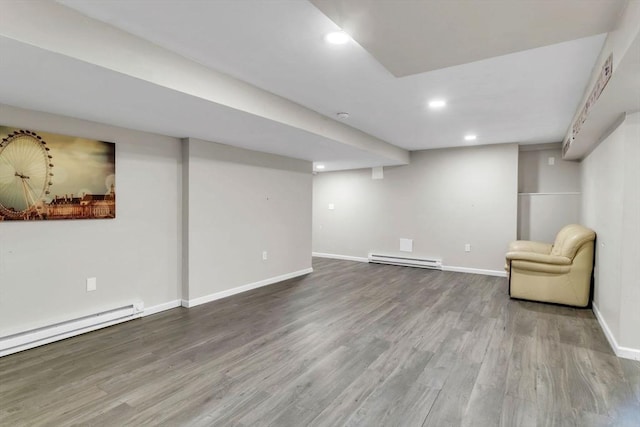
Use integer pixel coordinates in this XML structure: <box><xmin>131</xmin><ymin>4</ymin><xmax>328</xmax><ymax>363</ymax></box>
<box><xmin>0</xmin><ymin>311</ymin><xmax>143</xmax><ymax>358</ymax></box>
<box><xmin>312</xmin><ymin>252</ymin><xmax>369</xmax><ymax>263</ymax></box>
<box><xmin>442</xmin><ymin>265</ymin><xmax>507</xmax><ymax>277</ymax></box>
<box><xmin>143</xmin><ymin>300</ymin><xmax>182</xmax><ymax>317</ymax></box>
<box><xmin>592</xmin><ymin>303</ymin><xmax>640</xmax><ymax>361</ymax></box>
<box><xmin>1</xmin><ymin>299</ymin><xmax>185</xmax><ymax>358</ymax></box>
<box><xmin>182</xmin><ymin>268</ymin><xmax>314</xmax><ymax>308</ymax></box>
<box><xmin>312</xmin><ymin>252</ymin><xmax>506</xmax><ymax>277</ymax></box>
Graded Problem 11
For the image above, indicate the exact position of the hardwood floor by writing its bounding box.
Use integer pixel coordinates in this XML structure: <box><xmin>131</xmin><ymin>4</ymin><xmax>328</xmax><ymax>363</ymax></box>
<box><xmin>1</xmin><ymin>258</ymin><xmax>639</xmax><ymax>426</ymax></box>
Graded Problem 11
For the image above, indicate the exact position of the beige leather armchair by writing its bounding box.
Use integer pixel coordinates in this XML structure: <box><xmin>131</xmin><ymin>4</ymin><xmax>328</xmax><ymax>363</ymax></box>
<box><xmin>506</xmin><ymin>224</ymin><xmax>596</xmax><ymax>307</ymax></box>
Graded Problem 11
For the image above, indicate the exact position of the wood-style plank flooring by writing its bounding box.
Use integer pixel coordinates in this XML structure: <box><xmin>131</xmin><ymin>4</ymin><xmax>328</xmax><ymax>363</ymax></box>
<box><xmin>1</xmin><ymin>258</ymin><xmax>639</xmax><ymax>426</ymax></box>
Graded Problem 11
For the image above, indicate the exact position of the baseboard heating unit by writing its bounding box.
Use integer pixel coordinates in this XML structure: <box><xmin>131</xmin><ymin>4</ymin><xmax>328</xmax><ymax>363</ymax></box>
<box><xmin>0</xmin><ymin>301</ymin><xmax>144</xmax><ymax>357</ymax></box>
<box><xmin>368</xmin><ymin>254</ymin><xmax>443</xmax><ymax>270</ymax></box>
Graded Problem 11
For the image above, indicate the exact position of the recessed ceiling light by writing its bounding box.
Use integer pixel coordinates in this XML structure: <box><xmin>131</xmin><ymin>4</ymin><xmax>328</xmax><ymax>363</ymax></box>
<box><xmin>315</xmin><ymin>164</ymin><xmax>326</xmax><ymax>170</ymax></box>
<box><xmin>336</xmin><ymin>112</ymin><xmax>350</xmax><ymax>119</ymax></box>
<box><xmin>464</xmin><ymin>134</ymin><xmax>477</xmax><ymax>141</ymax></box>
<box><xmin>325</xmin><ymin>31</ymin><xmax>350</xmax><ymax>45</ymax></box>
<box><xmin>428</xmin><ymin>99</ymin><xmax>446</xmax><ymax>109</ymax></box>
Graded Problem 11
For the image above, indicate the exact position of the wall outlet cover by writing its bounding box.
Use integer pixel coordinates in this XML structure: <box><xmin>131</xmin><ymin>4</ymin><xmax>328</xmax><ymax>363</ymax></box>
<box><xmin>372</xmin><ymin>166</ymin><xmax>384</xmax><ymax>180</ymax></box>
<box><xmin>399</xmin><ymin>238</ymin><xmax>413</xmax><ymax>252</ymax></box>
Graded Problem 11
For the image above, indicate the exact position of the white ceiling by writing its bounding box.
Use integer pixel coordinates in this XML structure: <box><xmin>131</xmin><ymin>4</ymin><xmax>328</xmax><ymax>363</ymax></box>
<box><xmin>0</xmin><ymin>37</ymin><xmax>394</xmax><ymax>171</ymax></box>
<box><xmin>0</xmin><ymin>0</ymin><xmax>623</xmax><ymax>170</ymax></box>
<box><xmin>312</xmin><ymin>0</ymin><xmax>625</xmax><ymax>76</ymax></box>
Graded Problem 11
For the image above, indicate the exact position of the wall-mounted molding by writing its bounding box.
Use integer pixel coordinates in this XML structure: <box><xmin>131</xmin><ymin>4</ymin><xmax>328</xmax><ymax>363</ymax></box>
<box><xmin>182</xmin><ymin>268</ymin><xmax>313</xmax><ymax>308</ymax></box>
<box><xmin>1</xmin><ymin>303</ymin><xmax>142</xmax><ymax>357</ymax></box>
<box><xmin>518</xmin><ymin>192</ymin><xmax>581</xmax><ymax>196</ymax></box>
<box><xmin>312</xmin><ymin>252</ymin><xmax>369</xmax><ymax>263</ymax></box>
<box><xmin>312</xmin><ymin>252</ymin><xmax>507</xmax><ymax>277</ymax></box>
<box><xmin>143</xmin><ymin>300</ymin><xmax>182</xmax><ymax>317</ymax></box>
<box><xmin>442</xmin><ymin>265</ymin><xmax>507</xmax><ymax>277</ymax></box>
<box><xmin>563</xmin><ymin>3</ymin><xmax>640</xmax><ymax>161</ymax></box>
<box><xmin>0</xmin><ymin>299</ymin><xmax>183</xmax><ymax>358</ymax></box>
<box><xmin>593</xmin><ymin>303</ymin><xmax>640</xmax><ymax>361</ymax></box>
<box><xmin>565</xmin><ymin>53</ymin><xmax>613</xmax><ymax>154</ymax></box>
<box><xmin>0</xmin><ymin>315</ymin><xmax>139</xmax><ymax>358</ymax></box>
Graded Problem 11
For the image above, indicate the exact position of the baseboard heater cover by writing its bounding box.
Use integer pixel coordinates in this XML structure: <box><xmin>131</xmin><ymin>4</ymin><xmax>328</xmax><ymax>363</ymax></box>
<box><xmin>0</xmin><ymin>301</ymin><xmax>144</xmax><ymax>357</ymax></box>
<box><xmin>368</xmin><ymin>253</ymin><xmax>443</xmax><ymax>270</ymax></box>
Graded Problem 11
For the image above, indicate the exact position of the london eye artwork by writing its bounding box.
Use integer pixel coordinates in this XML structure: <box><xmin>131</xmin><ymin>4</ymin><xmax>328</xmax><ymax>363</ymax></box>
<box><xmin>0</xmin><ymin>126</ymin><xmax>115</xmax><ymax>221</ymax></box>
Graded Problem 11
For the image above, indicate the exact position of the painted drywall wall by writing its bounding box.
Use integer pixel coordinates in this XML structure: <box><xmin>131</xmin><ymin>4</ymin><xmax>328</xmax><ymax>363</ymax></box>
<box><xmin>313</xmin><ymin>143</ymin><xmax>518</xmax><ymax>273</ymax></box>
<box><xmin>581</xmin><ymin>112</ymin><xmax>640</xmax><ymax>353</ymax></box>
<box><xmin>0</xmin><ymin>104</ymin><xmax>182</xmax><ymax>336</ymax></box>
<box><xmin>184</xmin><ymin>138</ymin><xmax>312</xmax><ymax>301</ymax></box>
<box><xmin>517</xmin><ymin>194</ymin><xmax>581</xmax><ymax>243</ymax></box>
<box><xmin>581</xmin><ymin>123</ymin><xmax>624</xmax><ymax>341</ymax></box>
<box><xmin>518</xmin><ymin>147</ymin><xmax>581</xmax><ymax>241</ymax></box>
<box><xmin>619</xmin><ymin>114</ymin><xmax>640</xmax><ymax>351</ymax></box>
<box><xmin>518</xmin><ymin>148</ymin><xmax>580</xmax><ymax>193</ymax></box>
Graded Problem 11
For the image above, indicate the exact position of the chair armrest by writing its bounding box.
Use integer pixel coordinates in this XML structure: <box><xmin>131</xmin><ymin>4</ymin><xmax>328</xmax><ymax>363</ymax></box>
<box><xmin>510</xmin><ymin>260</ymin><xmax>571</xmax><ymax>274</ymax></box>
<box><xmin>507</xmin><ymin>241</ymin><xmax>552</xmax><ymax>254</ymax></box>
<box><xmin>505</xmin><ymin>251</ymin><xmax>571</xmax><ymax>265</ymax></box>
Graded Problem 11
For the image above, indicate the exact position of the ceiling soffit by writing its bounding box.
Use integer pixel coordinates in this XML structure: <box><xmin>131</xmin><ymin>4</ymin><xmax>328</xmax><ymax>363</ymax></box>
<box><xmin>311</xmin><ymin>0</ymin><xmax>625</xmax><ymax>77</ymax></box>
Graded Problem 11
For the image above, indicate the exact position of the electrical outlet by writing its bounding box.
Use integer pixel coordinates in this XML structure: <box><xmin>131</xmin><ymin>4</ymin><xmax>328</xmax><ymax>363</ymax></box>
<box><xmin>328</xmin><ymin>203</ymin><xmax>335</xmax><ymax>210</ymax></box>
<box><xmin>262</xmin><ymin>251</ymin><xmax>268</xmax><ymax>260</ymax></box>
<box><xmin>465</xmin><ymin>244</ymin><xmax>471</xmax><ymax>252</ymax></box>
<box><xmin>86</xmin><ymin>277</ymin><xmax>97</xmax><ymax>292</ymax></box>
<box><xmin>548</xmin><ymin>156</ymin><xmax>555</xmax><ymax>166</ymax></box>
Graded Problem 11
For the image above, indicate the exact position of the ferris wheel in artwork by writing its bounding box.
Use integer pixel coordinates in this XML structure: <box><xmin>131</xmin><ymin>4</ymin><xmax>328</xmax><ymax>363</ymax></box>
<box><xmin>0</xmin><ymin>129</ymin><xmax>54</xmax><ymax>219</ymax></box>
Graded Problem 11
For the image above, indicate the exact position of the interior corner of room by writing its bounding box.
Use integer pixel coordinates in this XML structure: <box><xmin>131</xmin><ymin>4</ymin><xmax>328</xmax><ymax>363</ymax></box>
<box><xmin>0</xmin><ymin>0</ymin><xmax>639</xmax><ymax>384</ymax></box>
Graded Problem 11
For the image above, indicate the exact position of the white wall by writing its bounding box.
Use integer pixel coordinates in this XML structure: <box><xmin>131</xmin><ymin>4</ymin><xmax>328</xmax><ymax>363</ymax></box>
<box><xmin>517</xmin><ymin>147</ymin><xmax>581</xmax><ymax>242</ymax></box>
<box><xmin>313</xmin><ymin>143</ymin><xmax>518</xmax><ymax>273</ymax></box>
<box><xmin>0</xmin><ymin>106</ymin><xmax>314</xmax><ymax>340</ymax></box>
<box><xmin>518</xmin><ymin>147</ymin><xmax>581</xmax><ymax>193</ymax></box>
<box><xmin>619</xmin><ymin>114</ymin><xmax>640</xmax><ymax>351</ymax></box>
<box><xmin>184</xmin><ymin>138</ymin><xmax>312</xmax><ymax>302</ymax></box>
<box><xmin>581</xmin><ymin>112</ymin><xmax>640</xmax><ymax>355</ymax></box>
<box><xmin>0</xmin><ymin>105</ymin><xmax>182</xmax><ymax>336</ymax></box>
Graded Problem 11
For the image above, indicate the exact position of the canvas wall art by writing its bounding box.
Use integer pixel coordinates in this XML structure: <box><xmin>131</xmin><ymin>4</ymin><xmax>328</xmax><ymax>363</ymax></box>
<box><xmin>0</xmin><ymin>126</ymin><xmax>115</xmax><ymax>221</ymax></box>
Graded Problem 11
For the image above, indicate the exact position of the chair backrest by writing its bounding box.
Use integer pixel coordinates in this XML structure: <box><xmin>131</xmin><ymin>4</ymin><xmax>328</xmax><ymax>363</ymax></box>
<box><xmin>550</xmin><ymin>224</ymin><xmax>596</xmax><ymax>259</ymax></box>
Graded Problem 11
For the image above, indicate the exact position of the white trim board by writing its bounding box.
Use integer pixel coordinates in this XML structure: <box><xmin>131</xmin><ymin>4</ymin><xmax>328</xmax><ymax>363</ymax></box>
<box><xmin>592</xmin><ymin>303</ymin><xmax>640</xmax><ymax>361</ymax></box>
<box><xmin>0</xmin><ymin>313</ymin><xmax>143</xmax><ymax>358</ymax></box>
<box><xmin>143</xmin><ymin>299</ymin><xmax>182</xmax><ymax>317</ymax></box>
<box><xmin>312</xmin><ymin>252</ymin><xmax>369</xmax><ymax>263</ymax></box>
<box><xmin>182</xmin><ymin>268</ymin><xmax>313</xmax><ymax>308</ymax></box>
<box><xmin>0</xmin><ymin>299</ymin><xmax>183</xmax><ymax>357</ymax></box>
<box><xmin>312</xmin><ymin>252</ymin><xmax>506</xmax><ymax>277</ymax></box>
<box><xmin>518</xmin><ymin>192</ymin><xmax>581</xmax><ymax>196</ymax></box>
<box><xmin>442</xmin><ymin>265</ymin><xmax>507</xmax><ymax>277</ymax></box>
